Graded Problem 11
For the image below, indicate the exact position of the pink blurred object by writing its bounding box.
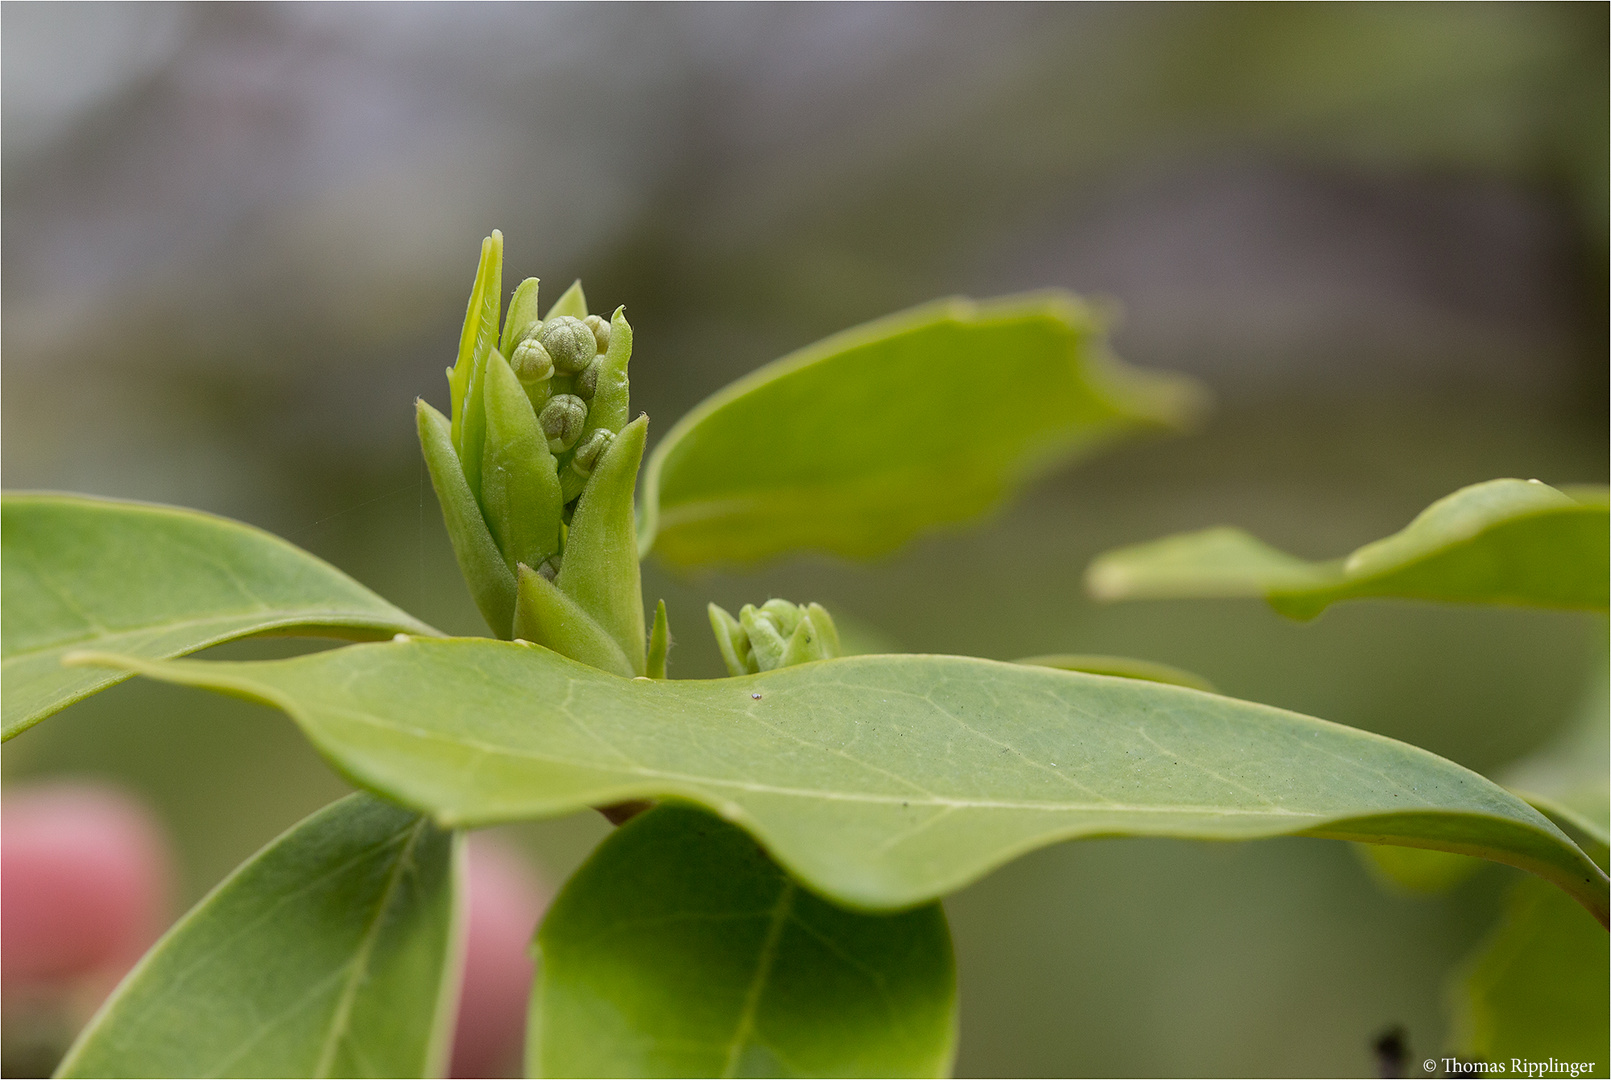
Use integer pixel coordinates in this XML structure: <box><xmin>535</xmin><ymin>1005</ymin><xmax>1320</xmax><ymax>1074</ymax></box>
<box><xmin>451</xmin><ymin>833</ymin><xmax>551</xmax><ymax>1079</ymax></box>
<box><xmin>2</xmin><ymin>782</ymin><xmax>174</xmax><ymax>992</ymax></box>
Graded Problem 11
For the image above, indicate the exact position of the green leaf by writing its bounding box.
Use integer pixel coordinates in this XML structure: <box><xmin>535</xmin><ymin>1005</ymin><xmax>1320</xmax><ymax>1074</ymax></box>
<box><xmin>555</xmin><ymin>415</ymin><xmax>649</xmax><ymax>675</ymax></box>
<box><xmin>513</xmin><ymin>565</ymin><xmax>634</xmax><ymax>678</ymax></box>
<box><xmin>639</xmin><ymin>294</ymin><xmax>1205</xmax><ymax>567</ymax></box>
<box><xmin>500</xmin><ymin>277</ymin><xmax>542</xmax><ymax>355</ymax></box>
<box><xmin>0</xmin><ymin>493</ymin><xmax>435</xmax><ymax>741</ymax></box>
<box><xmin>418</xmin><ymin>400</ymin><xmax>517</xmax><ymax>638</ymax></box>
<box><xmin>1014</xmin><ymin>653</ymin><xmax>1217</xmax><ymax>693</ymax></box>
<box><xmin>479</xmin><ymin>351</ymin><xmax>563</xmax><ymax>574</ymax></box>
<box><xmin>75</xmin><ymin>642</ymin><xmax>1609</xmax><ymax>923</ymax></box>
<box><xmin>544</xmin><ymin>280</ymin><xmax>589</xmax><ymax>321</ymax></box>
<box><xmin>647</xmin><ymin>599</ymin><xmax>671</xmax><ymax>679</ymax></box>
<box><xmin>56</xmin><ymin>793</ymin><xmax>463</xmax><ymax>1079</ymax></box>
<box><xmin>1087</xmin><ymin>479</ymin><xmax>1610</xmax><ymax>620</ymax></box>
<box><xmin>1515</xmin><ymin>793</ymin><xmax>1609</xmax><ymax>872</ymax></box>
<box><xmin>448</xmin><ymin>231</ymin><xmax>504</xmax><ymax>490</ymax></box>
<box><xmin>580</xmin><ymin>307</ymin><xmax>633</xmax><ymax>443</ymax></box>
<box><xmin>1450</xmin><ymin>876</ymin><xmax>1609</xmax><ymax>1069</ymax></box>
<box><xmin>529</xmin><ymin>803</ymin><xmax>956</xmax><ymax>1079</ymax></box>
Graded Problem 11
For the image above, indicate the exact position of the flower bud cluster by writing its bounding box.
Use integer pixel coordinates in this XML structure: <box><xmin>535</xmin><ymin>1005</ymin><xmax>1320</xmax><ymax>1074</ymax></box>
<box><xmin>419</xmin><ymin>231</ymin><xmax>639</xmax><ymax>646</ymax></box>
<box><xmin>708</xmin><ymin>600</ymin><xmax>842</xmax><ymax>675</ymax></box>
<box><xmin>466</xmin><ymin>279</ymin><xmax>627</xmax><ymax>570</ymax></box>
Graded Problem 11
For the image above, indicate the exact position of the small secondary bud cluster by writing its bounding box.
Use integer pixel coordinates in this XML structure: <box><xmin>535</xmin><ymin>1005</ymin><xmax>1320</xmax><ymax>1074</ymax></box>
<box><xmin>708</xmin><ymin>600</ymin><xmax>842</xmax><ymax>675</ymax></box>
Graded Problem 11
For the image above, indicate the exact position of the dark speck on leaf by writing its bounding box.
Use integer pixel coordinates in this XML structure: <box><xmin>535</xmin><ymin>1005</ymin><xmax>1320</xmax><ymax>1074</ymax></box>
<box><xmin>751</xmin><ymin>692</ymin><xmax>762</xmax><ymax>700</ymax></box>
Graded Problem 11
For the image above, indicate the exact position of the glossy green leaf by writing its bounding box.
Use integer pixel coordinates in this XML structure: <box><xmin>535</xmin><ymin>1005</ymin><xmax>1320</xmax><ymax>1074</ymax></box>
<box><xmin>1087</xmin><ymin>479</ymin><xmax>1610</xmax><ymax>620</ymax></box>
<box><xmin>529</xmin><ymin>803</ymin><xmax>956</xmax><ymax>1078</ymax></box>
<box><xmin>56</xmin><ymin>794</ymin><xmax>463</xmax><ymax>1079</ymax></box>
<box><xmin>74</xmin><ymin>642</ymin><xmax>1609</xmax><ymax>922</ymax></box>
<box><xmin>0</xmin><ymin>493</ymin><xmax>436</xmax><ymax>740</ymax></box>
<box><xmin>1450</xmin><ymin>876</ymin><xmax>1609</xmax><ymax>1069</ymax></box>
<box><xmin>640</xmin><ymin>294</ymin><xmax>1205</xmax><ymax>566</ymax></box>
<box><xmin>1015</xmin><ymin>654</ymin><xmax>1217</xmax><ymax>693</ymax></box>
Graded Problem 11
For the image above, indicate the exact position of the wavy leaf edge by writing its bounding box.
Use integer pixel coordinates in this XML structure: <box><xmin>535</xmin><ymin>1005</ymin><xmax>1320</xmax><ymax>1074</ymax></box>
<box><xmin>63</xmin><ymin>642</ymin><xmax>1608</xmax><ymax>927</ymax></box>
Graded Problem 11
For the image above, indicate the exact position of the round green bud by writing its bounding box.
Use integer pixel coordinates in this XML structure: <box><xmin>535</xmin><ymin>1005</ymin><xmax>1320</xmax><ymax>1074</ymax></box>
<box><xmin>583</xmin><ymin>313</ymin><xmax>611</xmax><ymax>353</ymax></box>
<box><xmin>574</xmin><ymin>357</ymin><xmax>601</xmax><ymax>399</ymax></box>
<box><xmin>539</xmin><ymin>316</ymin><xmax>597</xmax><ymax>374</ymax></box>
<box><xmin>570</xmin><ymin>428</ymin><xmax>614</xmax><ymax>475</ymax></box>
<box><xmin>510</xmin><ymin>337</ymin><xmax>554</xmax><ymax>383</ymax></box>
<box><xmin>538</xmin><ymin>394</ymin><xmax>588</xmax><ymax>452</ymax></box>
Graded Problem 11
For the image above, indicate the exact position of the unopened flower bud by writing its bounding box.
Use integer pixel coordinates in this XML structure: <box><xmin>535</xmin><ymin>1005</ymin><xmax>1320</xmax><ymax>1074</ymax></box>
<box><xmin>538</xmin><ymin>394</ymin><xmax>588</xmax><ymax>452</ymax></box>
<box><xmin>510</xmin><ymin>337</ymin><xmax>554</xmax><ymax>384</ymax></box>
<box><xmin>574</xmin><ymin>357</ymin><xmax>601</xmax><ymax>399</ymax></box>
<box><xmin>584</xmin><ymin>313</ymin><xmax>611</xmax><ymax>353</ymax></box>
<box><xmin>571</xmin><ymin>428</ymin><xmax>613</xmax><ymax>473</ymax></box>
<box><xmin>540</xmin><ymin>316</ymin><xmax>597</xmax><ymax>375</ymax></box>
<box><xmin>559</xmin><ymin>428</ymin><xmax>614</xmax><ymax>502</ymax></box>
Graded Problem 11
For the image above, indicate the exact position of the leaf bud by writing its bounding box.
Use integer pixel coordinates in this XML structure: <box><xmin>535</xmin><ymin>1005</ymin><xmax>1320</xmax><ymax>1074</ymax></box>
<box><xmin>538</xmin><ymin>394</ymin><xmax>589</xmax><ymax>453</ymax></box>
<box><xmin>708</xmin><ymin>598</ymin><xmax>841</xmax><ymax>675</ymax></box>
<box><xmin>739</xmin><ymin>604</ymin><xmax>788</xmax><ymax>671</ymax></box>
<box><xmin>708</xmin><ymin>604</ymin><xmax>757</xmax><ymax>676</ymax></box>
<box><xmin>584</xmin><ymin>313</ymin><xmax>611</xmax><ymax>352</ymax></box>
<box><xmin>756</xmin><ymin>599</ymin><xmax>803</xmax><ymax>638</ymax></box>
<box><xmin>539</xmin><ymin>315</ymin><xmax>598</xmax><ymax>375</ymax></box>
<box><xmin>510</xmin><ymin>337</ymin><xmax>554</xmax><ymax>384</ymax></box>
<box><xmin>537</xmin><ymin>555</ymin><xmax>561</xmax><ymax>582</ymax></box>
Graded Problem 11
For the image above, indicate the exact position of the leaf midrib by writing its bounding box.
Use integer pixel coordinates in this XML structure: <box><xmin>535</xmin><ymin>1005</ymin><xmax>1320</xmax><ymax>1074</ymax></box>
<box><xmin>720</xmin><ymin>882</ymin><xmax>794</xmax><ymax>1078</ymax></box>
<box><xmin>311</xmin><ymin>816</ymin><xmax>429</xmax><ymax>1078</ymax></box>
<box><xmin>319</xmin><ymin>701</ymin><xmax>1333</xmax><ymax>818</ymax></box>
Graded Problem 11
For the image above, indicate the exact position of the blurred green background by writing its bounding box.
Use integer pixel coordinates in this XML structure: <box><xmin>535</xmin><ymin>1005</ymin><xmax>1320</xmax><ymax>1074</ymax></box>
<box><xmin>3</xmin><ymin>4</ymin><xmax>1605</xmax><ymax>1076</ymax></box>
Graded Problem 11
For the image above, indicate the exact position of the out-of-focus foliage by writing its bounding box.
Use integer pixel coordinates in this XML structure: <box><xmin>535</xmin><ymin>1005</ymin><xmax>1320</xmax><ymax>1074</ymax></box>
<box><xmin>1087</xmin><ymin>479</ymin><xmax>1610</xmax><ymax>619</ymax></box>
<box><xmin>641</xmin><ymin>295</ymin><xmax>1202</xmax><ymax>566</ymax></box>
<box><xmin>1450</xmin><ymin>876</ymin><xmax>1610</xmax><ymax>1068</ymax></box>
